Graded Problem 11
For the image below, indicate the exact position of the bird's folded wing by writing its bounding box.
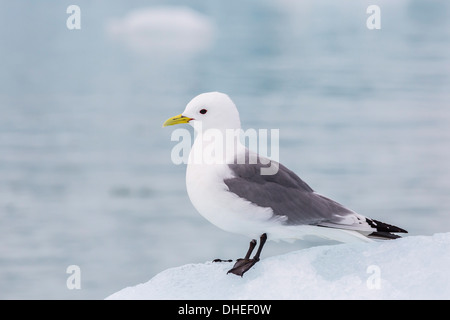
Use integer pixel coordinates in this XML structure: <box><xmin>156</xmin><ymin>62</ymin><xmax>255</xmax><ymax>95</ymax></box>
<box><xmin>224</xmin><ymin>153</ymin><xmax>405</xmax><ymax>235</ymax></box>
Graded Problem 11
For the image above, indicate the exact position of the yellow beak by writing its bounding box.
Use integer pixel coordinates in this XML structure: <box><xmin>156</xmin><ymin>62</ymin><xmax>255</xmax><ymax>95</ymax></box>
<box><xmin>162</xmin><ymin>114</ymin><xmax>192</xmax><ymax>127</ymax></box>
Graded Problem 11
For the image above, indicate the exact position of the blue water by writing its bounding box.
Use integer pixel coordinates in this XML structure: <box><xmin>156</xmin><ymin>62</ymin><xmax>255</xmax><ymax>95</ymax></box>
<box><xmin>0</xmin><ymin>0</ymin><xmax>449</xmax><ymax>299</ymax></box>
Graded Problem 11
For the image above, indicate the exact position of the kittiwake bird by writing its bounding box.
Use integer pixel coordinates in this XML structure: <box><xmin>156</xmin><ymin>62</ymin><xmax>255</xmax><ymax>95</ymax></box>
<box><xmin>163</xmin><ymin>92</ymin><xmax>407</xmax><ymax>276</ymax></box>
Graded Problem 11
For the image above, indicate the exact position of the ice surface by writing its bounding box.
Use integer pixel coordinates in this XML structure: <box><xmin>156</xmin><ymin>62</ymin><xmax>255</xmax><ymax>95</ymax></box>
<box><xmin>105</xmin><ymin>6</ymin><xmax>215</xmax><ymax>56</ymax></box>
<box><xmin>107</xmin><ymin>233</ymin><xmax>450</xmax><ymax>300</ymax></box>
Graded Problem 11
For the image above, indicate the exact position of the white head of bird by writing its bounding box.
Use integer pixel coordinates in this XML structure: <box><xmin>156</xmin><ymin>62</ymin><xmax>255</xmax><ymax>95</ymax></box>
<box><xmin>163</xmin><ymin>92</ymin><xmax>241</xmax><ymax>132</ymax></box>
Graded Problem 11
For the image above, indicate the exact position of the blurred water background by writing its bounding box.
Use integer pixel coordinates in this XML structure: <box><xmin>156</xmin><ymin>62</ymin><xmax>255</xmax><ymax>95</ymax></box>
<box><xmin>0</xmin><ymin>0</ymin><xmax>449</xmax><ymax>299</ymax></box>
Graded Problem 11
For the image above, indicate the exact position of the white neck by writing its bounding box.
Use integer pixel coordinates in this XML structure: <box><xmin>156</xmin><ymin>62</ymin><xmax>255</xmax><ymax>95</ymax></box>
<box><xmin>189</xmin><ymin>128</ymin><xmax>246</xmax><ymax>165</ymax></box>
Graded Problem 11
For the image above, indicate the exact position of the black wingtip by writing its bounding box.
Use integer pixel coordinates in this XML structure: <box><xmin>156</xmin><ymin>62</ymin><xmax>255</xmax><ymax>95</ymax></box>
<box><xmin>366</xmin><ymin>218</ymin><xmax>408</xmax><ymax>234</ymax></box>
<box><xmin>368</xmin><ymin>231</ymin><xmax>403</xmax><ymax>240</ymax></box>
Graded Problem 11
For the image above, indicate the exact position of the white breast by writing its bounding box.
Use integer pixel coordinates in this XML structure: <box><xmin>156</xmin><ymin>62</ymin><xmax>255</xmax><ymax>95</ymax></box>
<box><xmin>185</xmin><ymin>136</ymin><xmax>276</xmax><ymax>238</ymax></box>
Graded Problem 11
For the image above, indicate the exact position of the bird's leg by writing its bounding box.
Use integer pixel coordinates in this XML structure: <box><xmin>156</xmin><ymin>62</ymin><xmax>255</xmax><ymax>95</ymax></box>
<box><xmin>242</xmin><ymin>239</ymin><xmax>258</xmax><ymax>260</ymax></box>
<box><xmin>227</xmin><ymin>233</ymin><xmax>267</xmax><ymax>277</ymax></box>
<box><xmin>252</xmin><ymin>233</ymin><xmax>267</xmax><ymax>261</ymax></box>
<box><xmin>214</xmin><ymin>239</ymin><xmax>256</xmax><ymax>263</ymax></box>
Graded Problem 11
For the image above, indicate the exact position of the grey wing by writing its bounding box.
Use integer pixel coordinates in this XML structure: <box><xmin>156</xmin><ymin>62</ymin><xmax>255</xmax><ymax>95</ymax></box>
<box><xmin>224</xmin><ymin>159</ymin><xmax>359</xmax><ymax>227</ymax></box>
<box><xmin>224</xmin><ymin>157</ymin><xmax>407</xmax><ymax>237</ymax></box>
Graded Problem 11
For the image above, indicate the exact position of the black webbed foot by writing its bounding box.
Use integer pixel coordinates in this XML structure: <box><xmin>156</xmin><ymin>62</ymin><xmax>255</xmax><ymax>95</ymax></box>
<box><xmin>227</xmin><ymin>234</ymin><xmax>267</xmax><ymax>277</ymax></box>
<box><xmin>227</xmin><ymin>258</ymin><xmax>259</xmax><ymax>276</ymax></box>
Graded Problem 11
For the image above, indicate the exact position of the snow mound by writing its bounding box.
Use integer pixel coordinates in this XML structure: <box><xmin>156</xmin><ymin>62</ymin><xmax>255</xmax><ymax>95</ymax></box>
<box><xmin>107</xmin><ymin>233</ymin><xmax>450</xmax><ymax>300</ymax></box>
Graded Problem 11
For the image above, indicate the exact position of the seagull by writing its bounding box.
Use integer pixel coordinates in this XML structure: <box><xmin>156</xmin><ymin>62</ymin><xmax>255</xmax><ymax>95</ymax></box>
<box><xmin>163</xmin><ymin>92</ymin><xmax>407</xmax><ymax>276</ymax></box>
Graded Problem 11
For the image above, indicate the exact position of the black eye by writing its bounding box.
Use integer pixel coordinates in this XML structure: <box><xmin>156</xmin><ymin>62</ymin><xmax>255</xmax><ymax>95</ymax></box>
<box><xmin>199</xmin><ymin>109</ymin><xmax>207</xmax><ymax>114</ymax></box>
